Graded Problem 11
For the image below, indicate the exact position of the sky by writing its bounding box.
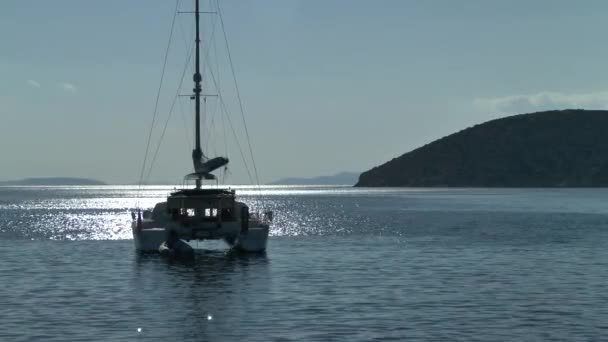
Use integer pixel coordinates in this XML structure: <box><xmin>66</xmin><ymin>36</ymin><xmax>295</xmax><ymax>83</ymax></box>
<box><xmin>2</xmin><ymin>0</ymin><xmax>608</xmax><ymax>184</ymax></box>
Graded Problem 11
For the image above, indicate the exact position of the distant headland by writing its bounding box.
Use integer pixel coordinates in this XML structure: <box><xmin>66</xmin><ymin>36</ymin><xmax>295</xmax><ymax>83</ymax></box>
<box><xmin>270</xmin><ymin>172</ymin><xmax>360</xmax><ymax>185</ymax></box>
<box><xmin>0</xmin><ymin>177</ymin><xmax>106</xmax><ymax>186</ymax></box>
<box><xmin>356</xmin><ymin>109</ymin><xmax>608</xmax><ymax>187</ymax></box>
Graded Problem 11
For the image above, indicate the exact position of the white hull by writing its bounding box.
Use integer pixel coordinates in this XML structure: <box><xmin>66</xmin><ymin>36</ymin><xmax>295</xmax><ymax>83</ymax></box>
<box><xmin>132</xmin><ymin>224</ymin><xmax>166</xmax><ymax>252</ymax></box>
<box><xmin>132</xmin><ymin>221</ymin><xmax>269</xmax><ymax>253</ymax></box>
<box><xmin>235</xmin><ymin>226</ymin><xmax>269</xmax><ymax>252</ymax></box>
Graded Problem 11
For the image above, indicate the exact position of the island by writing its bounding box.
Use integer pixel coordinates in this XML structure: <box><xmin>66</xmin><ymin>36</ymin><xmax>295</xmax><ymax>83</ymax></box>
<box><xmin>269</xmin><ymin>172</ymin><xmax>360</xmax><ymax>185</ymax></box>
<box><xmin>356</xmin><ymin>109</ymin><xmax>608</xmax><ymax>187</ymax></box>
<box><xmin>0</xmin><ymin>177</ymin><xmax>107</xmax><ymax>186</ymax></box>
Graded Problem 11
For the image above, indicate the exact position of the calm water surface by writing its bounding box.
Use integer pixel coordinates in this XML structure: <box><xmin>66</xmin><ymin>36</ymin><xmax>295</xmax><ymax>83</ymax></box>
<box><xmin>1</xmin><ymin>186</ymin><xmax>608</xmax><ymax>341</ymax></box>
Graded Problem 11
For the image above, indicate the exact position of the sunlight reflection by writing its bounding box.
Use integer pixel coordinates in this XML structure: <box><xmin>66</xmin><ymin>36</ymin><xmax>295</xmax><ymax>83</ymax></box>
<box><xmin>10</xmin><ymin>185</ymin><xmax>607</xmax><ymax>241</ymax></box>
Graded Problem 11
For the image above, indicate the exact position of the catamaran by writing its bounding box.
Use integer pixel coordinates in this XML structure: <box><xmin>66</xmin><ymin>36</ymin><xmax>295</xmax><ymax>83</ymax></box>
<box><xmin>131</xmin><ymin>0</ymin><xmax>272</xmax><ymax>256</ymax></box>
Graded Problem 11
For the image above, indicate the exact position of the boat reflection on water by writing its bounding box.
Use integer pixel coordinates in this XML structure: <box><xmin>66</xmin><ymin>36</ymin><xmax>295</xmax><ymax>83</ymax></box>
<box><xmin>130</xmin><ymin>248</ymin><xmax>270</xmax><ymax>340</ymax></box>
<box><xmin>133</xmin><ymin>247</ymin><xmax>269</xmax><ymax>268</ymax></box>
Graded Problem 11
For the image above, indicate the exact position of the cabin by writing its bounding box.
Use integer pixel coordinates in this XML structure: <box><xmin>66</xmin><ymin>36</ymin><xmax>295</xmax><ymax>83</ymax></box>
<box><xmin>165</xmin><ymin>188</ymin><xmax>242</xmax><ymax>223</ymax></box>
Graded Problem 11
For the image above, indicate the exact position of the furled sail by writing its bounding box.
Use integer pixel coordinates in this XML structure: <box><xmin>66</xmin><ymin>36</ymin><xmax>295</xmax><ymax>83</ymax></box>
<box><xmin>187</xmin><ymin>152</ymin><xmax>229</xmax><ymax>180</ymax></box>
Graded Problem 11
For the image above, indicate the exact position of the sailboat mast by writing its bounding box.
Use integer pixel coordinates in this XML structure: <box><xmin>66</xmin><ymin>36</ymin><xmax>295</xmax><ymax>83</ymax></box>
<box><xmin>192</xmin><ymin>0</ymin><xmax>203</xmax><ymax>189</ymax></box>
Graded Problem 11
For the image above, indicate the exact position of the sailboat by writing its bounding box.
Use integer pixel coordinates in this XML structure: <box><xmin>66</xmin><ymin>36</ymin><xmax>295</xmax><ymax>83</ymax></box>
<box><xmin>131</xmin><ymin>0</ymin><xmax>272</xmax><ymax>255</ymax></box>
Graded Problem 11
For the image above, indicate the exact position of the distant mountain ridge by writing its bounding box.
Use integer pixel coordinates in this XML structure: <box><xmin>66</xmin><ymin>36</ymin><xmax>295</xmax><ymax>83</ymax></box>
<box><xmin>0</xmin><ymin>177</ymin><xmax>106</xmax><ymax>186</ymax></box>
<box><xmin>270</xmin><ymin>172</ymin><xmax>360</xmax><ymax>185</ymax></box>
<box><xmin>356</xmin><ymin>109</ymin><xmax>608</xmax><ymax>187</ymax></box>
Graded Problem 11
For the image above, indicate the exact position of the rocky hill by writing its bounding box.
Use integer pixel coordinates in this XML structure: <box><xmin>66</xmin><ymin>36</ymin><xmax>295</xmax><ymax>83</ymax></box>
<box><xmin>356</xmin><ymin>110</ymin><xmax>608</xmax><ymax>187</ymax></box>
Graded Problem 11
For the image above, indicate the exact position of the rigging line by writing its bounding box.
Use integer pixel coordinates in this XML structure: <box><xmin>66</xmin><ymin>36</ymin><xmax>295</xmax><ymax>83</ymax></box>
<box><xmin>216</xmin><ymin>4</ymin><xmax>226</xmax><ymax>190</ymax></box>
<box><xmin>203</xmin><ymin>47</ymin><xmax>255</xmax><ymax>184</ymax></box>
<box><xmin>200</xmin><ymin>13</ymin><xmax>219</xmax><ymax>151</ymax></box>
<box><xmin>220</xmin><ymin>95</ymin><xmax>228</xmax><ymax>157</ymax></box>
<box><xmin>210</xmin><ymin>1</ymin><xmax>228</xmax><ymax>164</ymax></box>
<box><xmin>144</xmin><ymin>37</ymin><xmax>195</xmax><ymax>184</ymax></box>
<box><xmin>176</xmin><ymin>6</ymin><xmax>193</xmax><ymax>149</ymax></box>
<box><xmin>194</xmin><ymin>5</ymin><xmax>254</xmax><ymax>185</ymax></box>
<box><xmin>145</xmin><ymin>42</ymin><xmax>194</xmax><ymax>183</ymax></box>
<box><xmin>203</xmin><ymin>99</ymin><xmax>215</xmax><ymax>152</ymax></box>
<box><xmin>217</xmin><ymin>86</ymin><xmax>255</xmax><ymax>184</ymax></box>
<box><xmin>199</xmin><ymin>12</ymin><xmax>219</xmax><ymax>154</ymax></box>
<box><xmin>221</xmin><ymin>96</ymin><xmax>255</xmax><ymax>184</ymax></box>
<box><xmin>202</xmin><ymin>92</ymin><xmax>220</xmax><ymax>152</ymax></box>
<box><xmin>212</xmin><ymin>2</ymin><xmax>221</xmax><ymax>93</ymax></box>
<box><xmin>203</xmin><ymin>97</ymin><xmax>209</xmax><ymax>156</ymax></box>
<box><xmin>217</xmin><ymin>0</ymin><xmax>266</xmax><ymax>206</ymax></box>
<box><xmin>145</xmin><ymin>6</ymin><xmax>218</xmax><ymax>182</ymax></box>
<box><xmin>176</xmin><ymin>16</ymin><xmax>193</xmax><ymax>151</ymax></box>
<box><xmin>211</xmin><ymin>5</ymin><xmax>228</xmax><ymax>158</ymax></box>
<box><xmin>177</xmin><ymin>6</ymin><xmax>192</xmax><ymax>53</ymax></box>
<box><xmin>136</xmin><ymin>0</ymin><xmax>180</xmax><ymax>207</ymax></box>
<box><xmin>211</xmin><ymin>99</ymin><xmax>221</xmax><ymax>148</ymax></box>
<box><xmin>206</xmin><ymin>100</ymin><xmax>219</xmax><ymax>155</ymax></box>
<box><xmin>178</xmin><ymin>97</ymin><xmax>192</xmax><ymax>149</ymax></box>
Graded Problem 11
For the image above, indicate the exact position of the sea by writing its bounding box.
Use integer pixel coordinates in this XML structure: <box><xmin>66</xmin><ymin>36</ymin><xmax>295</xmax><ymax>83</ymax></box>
<box><xmin>1</xmin><ymin>185</ymin><xmax>607</xmax><ymax>341</ymax></box>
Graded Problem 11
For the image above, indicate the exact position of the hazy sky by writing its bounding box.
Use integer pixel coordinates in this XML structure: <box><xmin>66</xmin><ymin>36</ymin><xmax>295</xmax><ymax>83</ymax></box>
<box><xmin>2</xmin><ymin>0</ymin><xmax>608</xmax><ymax>184</ymax></box>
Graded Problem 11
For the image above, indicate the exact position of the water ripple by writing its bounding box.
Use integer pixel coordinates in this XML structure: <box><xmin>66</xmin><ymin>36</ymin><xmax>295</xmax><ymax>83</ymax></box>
<box><xmin>1</xmin><ymin>186</ymin><xmax>608</xmax><ymax>340</ymax></box>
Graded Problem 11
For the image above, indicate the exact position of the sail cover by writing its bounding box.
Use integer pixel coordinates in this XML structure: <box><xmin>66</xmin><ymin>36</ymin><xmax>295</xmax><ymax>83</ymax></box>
<box><xmin>194</xmin><ymin>156</ymin><xmax>229</xmax><ymax>174</ymax></box>
<box><xmin>186</xmin><ymin>154</ymin><xmax>229</xmax><ymax>180</ymax></box>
